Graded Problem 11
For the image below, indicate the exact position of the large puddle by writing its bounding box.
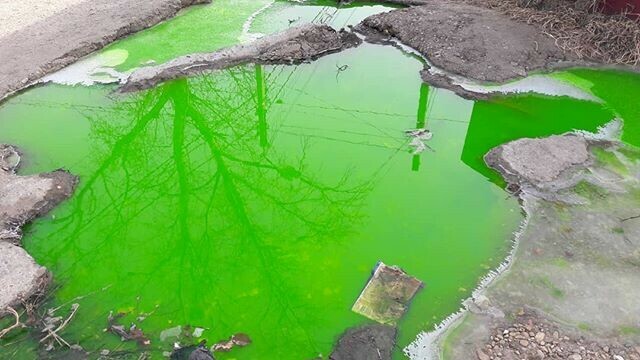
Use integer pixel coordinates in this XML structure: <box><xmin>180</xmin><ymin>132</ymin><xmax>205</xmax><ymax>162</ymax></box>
<box><xmin>1</xmin><ymin>1</ymin><xmax>639</xmax><ymax>359</ymax></box>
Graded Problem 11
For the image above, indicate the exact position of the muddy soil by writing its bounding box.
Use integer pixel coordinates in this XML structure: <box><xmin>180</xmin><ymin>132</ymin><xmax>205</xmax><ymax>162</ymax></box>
<box><xmin>0</xmin><ymin>0</ymin><xmax>210</xmax><ymax>102</ymax></box>
<box><xmin>357</xmin><ymin>1</ymin><xmax>573</xmax><ymax>84</ymax></box>
<box><xmin>0</xmin><ymin>145</ymin><xmax>77</xmax><ymax>309</ymax></box>
<box><xmin>120</xmin><ymin>24</ymin><xmax>361</xmax><ymax>92</ymax></box>
<box><xmin>330</xmin><ymin>325</ymin><xmax>397</xmax><ymax>360</ymax></box>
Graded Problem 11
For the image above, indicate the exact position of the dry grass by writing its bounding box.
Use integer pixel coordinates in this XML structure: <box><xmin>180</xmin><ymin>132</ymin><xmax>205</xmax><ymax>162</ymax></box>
<box><xmin>464</xmin><ymin>0</ymin><xmax>640</xmax><ymax>66</ymax></box>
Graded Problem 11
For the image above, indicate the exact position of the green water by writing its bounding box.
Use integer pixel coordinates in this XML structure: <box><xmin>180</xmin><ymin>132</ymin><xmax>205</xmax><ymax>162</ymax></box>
<box><xmin>107</xmin><ymin>0</ymin><xmax>395</xmax><ymax>72</ymax></box>
<box><xmin>1</xmin><ymin>1</ymin><xmax>639</xmax><ymax>359</ymax></box>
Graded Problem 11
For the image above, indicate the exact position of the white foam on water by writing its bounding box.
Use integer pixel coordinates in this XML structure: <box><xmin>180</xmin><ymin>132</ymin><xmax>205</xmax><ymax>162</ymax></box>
<box><xmin>404</xmin><ymin>198</ymin><xmax>534</xmax><ymax>360</ymax></box>
<box><xmin>457</xmin><ymin>74</ymin><xmax>602</xmax><ymax>102</ymax></box>
<box><xmin>42</xmin><ymin>49</ymin><xmax>131</xmax><ymax>86</ymax></box>
<box><xmin>239</xmin><ymin>1</ymin><xmax>276</xmax><ymax>43</ymax></box>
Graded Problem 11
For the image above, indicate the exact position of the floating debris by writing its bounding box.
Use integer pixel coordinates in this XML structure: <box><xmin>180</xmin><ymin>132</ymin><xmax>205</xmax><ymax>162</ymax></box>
<box><xmin>352</xmin><ymin>262</ymin><xmax>424</xmax><ymax>324</ymax></box>
<box><xmin>105</xmin><ymin>311</ymin><xmax>151</xmax><ymax>346</ymax></box>
<box><xmin>171</xmin><ymin>341</ymin><xmax>215</xmax><ymax>360</ymax></box>
<box><xmin>40</xmin><ymin>303</ymin><xmax>80</xmax><ymax>350</ymax></box>
<box><xmin>212</xmin><ymin>333</ymin><xmax>252</xmax><ymax>352</ymax></box>
<box><xmin>404</xmin><ymin>129</ymin><xmax>433</xmax><ymax>154</ymax></box>
<box><xmin>160</xmin><ymin>326</ymin><xmax>183</xmax><ymax>342</ymax></box>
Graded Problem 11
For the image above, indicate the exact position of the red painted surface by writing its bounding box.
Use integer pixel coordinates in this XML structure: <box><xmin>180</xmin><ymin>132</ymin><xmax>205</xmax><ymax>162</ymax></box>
<box><xmin>599</xmin><ymin>0</ymin><xmax>640</xmax><ymax>17</ymax></box>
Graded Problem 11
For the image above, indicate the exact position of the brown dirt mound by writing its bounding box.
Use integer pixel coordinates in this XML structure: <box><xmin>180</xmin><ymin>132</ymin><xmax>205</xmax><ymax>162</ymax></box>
<box><xmin>463</xmin><ymin>0</ymin><xmax>640</xmax><ymax>66</ymax></box>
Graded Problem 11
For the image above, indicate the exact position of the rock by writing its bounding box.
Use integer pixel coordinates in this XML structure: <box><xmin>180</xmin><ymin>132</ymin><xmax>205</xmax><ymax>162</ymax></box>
<box><xmin>535</xmin><ymin>332</ymin><xmax>545</xmax><ymax>343</ymax></box>
<box><xmin>0</xmin><ymin>241</ymin><xmax>50</xmax><ymax>309</ymax></box>
<box><xmin>476</xmin><ymin>348</ymin><xmax>490</xmax><ymax>360</ymax></box>
<box><xmin>520</xmin><ymin>339</ymin><xmax>530</xmax><ymax>347</ymax></box>
<box><xmin>329</xmin><ymin>325</ymin><xmax>397</xmax><ymax>360</ymax></box>
<box><xmin>0</xmin><ymin>144</ymin><xmax>76</xmax><ymax>310</ymax></box>
<box><xmin>484</xmin><ymin>135</ymin><xmax>589</xmax><ymax>187</ymax></box>
<box><xmin>569</xmin><ymin>354</ymin><xmax>583</xmax><ymax>360</ymax></box>
<box><xmin>0</xmin><ymin>145</ymin><xmax>77</xmax><ymax>244</ymax></box>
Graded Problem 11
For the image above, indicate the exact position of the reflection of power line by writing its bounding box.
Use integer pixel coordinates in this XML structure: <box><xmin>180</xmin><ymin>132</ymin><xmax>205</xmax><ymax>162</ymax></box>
<box><xmin>280</xmin><ymin>123</ymin><xmax>404</xmax><ymax>140</ymax></box>
<box><xmin>278</xmin><ymin>129</ymin><xmax>405</xmax><ymax>151</ymax></box>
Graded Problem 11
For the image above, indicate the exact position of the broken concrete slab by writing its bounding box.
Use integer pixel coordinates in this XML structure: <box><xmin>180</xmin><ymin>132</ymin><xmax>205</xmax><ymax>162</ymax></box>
<box><xmin>0</xmin><ymin>145</ymin><xmax>77</xmax><ymax>311</ymax></box>
<box><xmin>0</xmin><ymin>145</ymin><xmax>77</xmax><ymax>244</ymax></box>
<box><xmin>329</xmin><ymin>324</ymin><xmax>397</xmax><ymax>360</ymax></box>
<box><xmin>0</xmin><ymin>0</ymin><xmax>211</xmax><ymax>101</ymax></box>
<box><xmin>0</xmin><ymin>241</ymin><xmax>50</xmax><ymax>309</ymax></box>
<box><xmin>119</xmin><ymin>24</ymin><xmax>361</xmax><ymax>92</ymax></box>
<box><xmin>357</xmin><ymin>1</ymin><xmax>573</xmax><ymax>84</ymax></box>
<box><xmin>352</xmin><ymin>262</ymin><xmax>423</xmax><ymax>324</ymax></box>
<box><xmin>485</xmin><ymin>135</ymin><xmax>590</xmax><ymax>186</ymax></box>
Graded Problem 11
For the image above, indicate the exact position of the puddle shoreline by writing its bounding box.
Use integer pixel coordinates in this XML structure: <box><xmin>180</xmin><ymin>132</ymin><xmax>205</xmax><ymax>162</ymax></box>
<box><xmin>1</xmin><ymin>1</ymin><xmax>640</xmax><ymax>359</ymax></box>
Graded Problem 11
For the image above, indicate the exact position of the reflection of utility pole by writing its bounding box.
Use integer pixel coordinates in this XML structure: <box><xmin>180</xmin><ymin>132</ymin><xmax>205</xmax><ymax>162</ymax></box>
<box><xmin>255</xmin><ymin>64</ymin><xmax>268</xmax><ymax>149</ymax></box>
<box><xmin>412</xmin><ymin>83</ymin><xmax>429</xmax><ymax>172</ymax></box>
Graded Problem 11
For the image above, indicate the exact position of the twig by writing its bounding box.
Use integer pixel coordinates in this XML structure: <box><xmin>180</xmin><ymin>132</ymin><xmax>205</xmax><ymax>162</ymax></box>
<box><xmin>621</xmin><ymin>214</ymin><xmax>640</xmax><ymax>222</ymax></box>
<box><xmin>0</xmin><ymin>307</ymin><xmax>23</xmax><ymax>338</ymax></box>
<box><xmin>40</xmin><ymin>303</ymin><xmax>79</xmax><ymax>344</ymax></box>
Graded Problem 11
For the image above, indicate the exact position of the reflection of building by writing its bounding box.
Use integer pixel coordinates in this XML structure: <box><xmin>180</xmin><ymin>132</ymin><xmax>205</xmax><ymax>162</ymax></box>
<box><xmin>412</xmin><ymin>85</ymin><xmax>475</xmax><ymax>172</ymax></box>
<box><xmin>460</xmin><ymin>94</ymin><xmax>613</xmax><ymax>184</ymax></box>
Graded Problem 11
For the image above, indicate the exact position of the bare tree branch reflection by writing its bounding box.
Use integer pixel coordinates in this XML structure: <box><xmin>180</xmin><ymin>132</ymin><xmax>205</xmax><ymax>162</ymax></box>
<box><xmin>40</xmin><ymin>64</ymin><xmax>376</xmax><ymax>356</ymax></box>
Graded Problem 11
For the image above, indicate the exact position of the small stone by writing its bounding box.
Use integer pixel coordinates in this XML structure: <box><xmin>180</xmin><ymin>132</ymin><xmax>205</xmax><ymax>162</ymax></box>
<box><xmin>476</xmin><ymin>348</ymin><xmax>490</xmax><ymax>360</ymax></box>
<box><xmin>570</xmin><ymin>355</ymin><xmax>583</xmax><ymax>360</ymax></box>
<box><xmin>520</xmin><ymin>340</ymin><xmax>530</xmax><ymax>347</ymax></box>
<box><xmin>535</xmin><ymin>332</ymin><xmax>546</xmax><ymax>343</ymax></box>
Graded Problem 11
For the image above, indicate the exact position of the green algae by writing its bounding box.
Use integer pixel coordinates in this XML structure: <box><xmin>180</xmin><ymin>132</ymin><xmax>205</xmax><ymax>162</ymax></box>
<box><xmin>574</xmin><ymin>180</ymin><xmax>609</xmax><ymax>201</ymax></box>
<box><xmin>592</xmin><ymin>147</ymin><xmax>629</xmax><ymax>175</ymax></box>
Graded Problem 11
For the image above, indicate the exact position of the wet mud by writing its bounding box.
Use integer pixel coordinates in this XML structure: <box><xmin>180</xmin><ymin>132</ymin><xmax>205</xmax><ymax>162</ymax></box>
<box><xmin>120</xmin><ymin>24</ymin><xmax>361</xmax><ymax>92</ymax></box>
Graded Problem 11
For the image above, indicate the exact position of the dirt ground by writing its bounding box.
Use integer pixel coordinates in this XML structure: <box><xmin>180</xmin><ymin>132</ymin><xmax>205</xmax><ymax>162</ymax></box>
<box><xmin>406</xmin><ymin>134</ymin><xmax>640</xmax><ymax>359</ymax></box>
<box><xmin>0</xmin><ymin>0</ymin><xmax>87</xmax><ymax>37</ymax></box>
<box><xmin>0</xmin><ymin>0</ymin><xmax>209</xmax><ymax>102</ymax></box>
<box><xmin>357</xmin><ymin>2</ymin><xmax>574</xmax><ymax>83</ymax></box>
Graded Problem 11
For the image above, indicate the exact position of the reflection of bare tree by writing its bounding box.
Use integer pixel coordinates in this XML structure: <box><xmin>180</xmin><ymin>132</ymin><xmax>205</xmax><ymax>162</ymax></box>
<box><xmin>40</xmin><ymin>64</ymin><xmax>374</xmax><ymax>355</ymax></box>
